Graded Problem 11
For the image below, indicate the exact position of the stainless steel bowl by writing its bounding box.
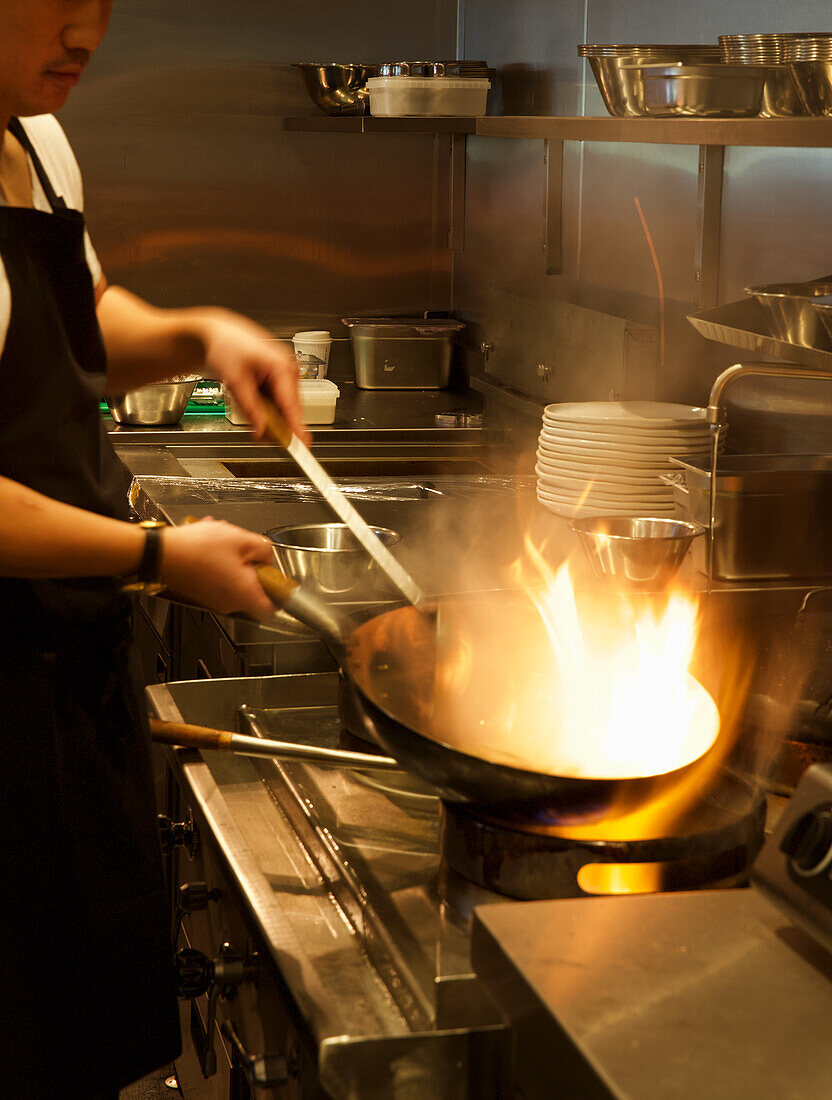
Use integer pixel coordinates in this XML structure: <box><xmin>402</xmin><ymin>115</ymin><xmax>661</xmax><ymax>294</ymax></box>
<box><xmin>570</xmin><ymin>516</ymin><xmax>706</xmax><ymax>589</ymax></box>
<box><xmin>106</xmin><ymin>378</ymin><xmax>198</xmax><ymax>426</ymax></box>
<box><xmin>629</xmin><ymin>62</ymin><xmax>769</xmax><ymax>118</ymax></box>
<box><xmin>791</xmin><ymin>60</ymin><xmax>832</xmax><ymax>115</ymax></box>
<box><xmin>744</xmin><ymin>281</ymin><xmax>832</xmax><ymax>349</ymax></box>
<box><xmin>266</xmin><ymin>523</ymin><xmax>402</xmax><ymax>597</ymax></box>
<box><xmin>580</xmin><ymin>46</ymin><xmax>722</xmax><ymax>116</ymax></box>
<box><xmin>296</xmin><ymin>63</ymin><xmax>378</xmax><ymax>116</ymax></box>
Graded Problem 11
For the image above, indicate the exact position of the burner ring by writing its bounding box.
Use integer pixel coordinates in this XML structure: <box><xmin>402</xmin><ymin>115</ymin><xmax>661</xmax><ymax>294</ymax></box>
<box><xmin>440</xmin><ymin>771</ymin><xmax>766</xmax><ymax>900</ymax></box>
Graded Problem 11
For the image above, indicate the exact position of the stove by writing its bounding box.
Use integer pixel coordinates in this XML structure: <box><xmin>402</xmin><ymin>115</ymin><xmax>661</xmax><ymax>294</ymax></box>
<box><xmin>471</xmin><ymin>764</ymin><xmax>832</xmax><ymax>1100</ymax></box>
<box><xmin>149</xmin><ymin>670</ymin><xmax>771</xmax><ymax>1098</ymax></box>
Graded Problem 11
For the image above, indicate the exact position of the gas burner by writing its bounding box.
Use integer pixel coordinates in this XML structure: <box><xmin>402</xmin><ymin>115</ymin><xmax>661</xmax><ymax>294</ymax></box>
<box><xmin>440</xmin><ymin>771</ymin><xmax>766</xmax><ymax>901</ymax></box>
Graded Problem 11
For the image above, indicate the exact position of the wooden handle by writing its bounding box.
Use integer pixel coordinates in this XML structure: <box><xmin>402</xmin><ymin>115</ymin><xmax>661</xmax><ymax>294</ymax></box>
<box><xmin>260</xmin><ymin>396</ymin><xmax>293</xmax><ymax>449</ymax></box>
<box><xmin>149</xmin><ymin>718</ymin><xmax>234</xmax><ymax>750</ymax></box>
<box><xmin>253</xmin><ymin>564</ymin><xmax>298</xmax><ymax>608</ymax></box>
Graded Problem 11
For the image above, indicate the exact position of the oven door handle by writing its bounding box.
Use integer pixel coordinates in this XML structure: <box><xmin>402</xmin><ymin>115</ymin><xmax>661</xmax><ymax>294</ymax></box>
<box><xmin>221</xmin><ymin>1020</ymin><xmax>289</xmax><ymax>1089</ymax></box>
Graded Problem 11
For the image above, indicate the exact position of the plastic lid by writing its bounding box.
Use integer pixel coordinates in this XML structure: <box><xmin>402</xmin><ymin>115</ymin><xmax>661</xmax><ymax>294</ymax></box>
<box><xmin>298</xmin><ymin>378</ymin><xmax>340</xmax><ymax>393</ymax></box>
<box><xmin>294</xmin><ymin>330</ymin><xmax>331</xmax><ymax>341</ymax></box>
<box><xmin>366</xmin><ymin>76</ymin><xmax>491</xmax><ymax>88</ymax></box>
<box><xmin>341</xmin><ymin>316</ymin><xmax>465</xmax><ymax>332</ymax></box>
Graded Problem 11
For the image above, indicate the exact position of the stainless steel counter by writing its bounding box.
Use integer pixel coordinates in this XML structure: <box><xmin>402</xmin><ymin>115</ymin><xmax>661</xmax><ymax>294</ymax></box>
<box><xmin>150</xmin><ymin>673</ymin><xmax>510</xmax><ymax>1098</ymax></box>
<box><xmin>105</xmin><ymin>378</ymin><xmax>484</xmax><ymax>446</ymax></box>
<box><xmin>472</xmin><ymin>887</ymin><xmax>832</xmax><ymax>1100</ymax></box>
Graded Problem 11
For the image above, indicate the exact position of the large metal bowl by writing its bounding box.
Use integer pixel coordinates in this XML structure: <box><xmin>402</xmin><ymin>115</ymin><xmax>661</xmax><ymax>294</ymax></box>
<box><xmin>106</xmin><ymin>378</ymin><xmax>198</xmax><ymax>426</ymax></box>
<box><xmin>743</xmin><ymin>281</ymin><xmax>832</xmax><ymax>349</ymax></box>
<box><xmin>296</xmin><ymin>63</ymin><xmax>378</xmax><ymax>116</ymax></box>
<box><xmin>579</xmin><ymin>45</ymin><xmax>722</xmax><ymax>116</ymax></box>
<box><xmin>266</xmin><ymin>523</ymin><xmax>402</xmax><ymax>598</ymax></box>
<box><xmin>570</xmin><ymin>516</ymin><xmax>706</xmax><ymax>589</ymax></box>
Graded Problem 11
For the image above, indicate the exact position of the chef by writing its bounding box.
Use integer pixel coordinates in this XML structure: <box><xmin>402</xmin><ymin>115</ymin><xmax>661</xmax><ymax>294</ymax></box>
<box><xmin>0</xmin><ymin>2</ymin><xmax>308</xmax><ymax>1096</ymax></box>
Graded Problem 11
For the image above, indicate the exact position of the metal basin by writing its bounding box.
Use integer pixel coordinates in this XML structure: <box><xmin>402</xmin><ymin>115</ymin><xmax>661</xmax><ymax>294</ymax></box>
<box><xmin>107</xmin><ymin>379</ymin><xmax>198</xmax><ymax>426</ymax></box>
<box><xmin>296</xmin><ymin>63</ymin><xmax>378</xmax><ymax>116</ymax></box>
<box><xmin>570</xmin><ymin>515</ymin><xmax>706</xmax><ymax>589</ymax></box>
<box><xmin>744</xmin><ymin>281</ymin><xmax>832</xmax><ymax>349</ymax></box>
<box><xmin>266</xmin><ymin>522</ymin><xmax>402</xmax><ymax>598</ymax></box>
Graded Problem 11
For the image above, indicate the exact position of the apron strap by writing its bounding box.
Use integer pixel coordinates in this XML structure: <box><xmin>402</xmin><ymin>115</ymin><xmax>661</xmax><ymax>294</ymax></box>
<box><xmin>7</xmin><ymin>118</ymin><xmax>68</xmax><ymax>211</ymax></box>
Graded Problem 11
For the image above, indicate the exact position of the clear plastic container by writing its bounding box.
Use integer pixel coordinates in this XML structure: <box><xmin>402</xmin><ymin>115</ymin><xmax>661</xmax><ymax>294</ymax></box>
<box><xmin>366</xmin><ymin>76</ymin><xmax>490</xmax><ymax>117</ymax></box>
<box><xmin>224</xmin><ymin>379</ymin><xmax>340</xmax><ymax>425</ymax></box>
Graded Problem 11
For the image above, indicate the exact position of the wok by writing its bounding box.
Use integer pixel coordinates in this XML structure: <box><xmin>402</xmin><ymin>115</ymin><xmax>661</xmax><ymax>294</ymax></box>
<box><xmin>253</xmin><ymin>567</ymin><xmax>710</xmax><ymax>820</ymax></box>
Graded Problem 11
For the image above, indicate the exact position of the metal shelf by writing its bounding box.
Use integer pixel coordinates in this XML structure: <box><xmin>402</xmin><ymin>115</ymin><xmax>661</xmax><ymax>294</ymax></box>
<box><xmin>285</xmin><ymin>115</ymin><xmax>832</xmax><ymax>146</ymax></box>
<box><xmin>477</xmin><ymin>115</ymin><xmax>832</xmax><ymax>146</ymax></box>
<box><xmin>283</xmin><ymin>115</ymin><xmax>477</xmax><ymax>134</ymax></box>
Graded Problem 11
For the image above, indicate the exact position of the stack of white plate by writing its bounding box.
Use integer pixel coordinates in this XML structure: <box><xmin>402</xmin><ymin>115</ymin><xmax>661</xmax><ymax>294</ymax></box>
<box><xmin>536</xmin><ymin>401</ymin><xmax>712</xmax><ymax>518</ymax></box>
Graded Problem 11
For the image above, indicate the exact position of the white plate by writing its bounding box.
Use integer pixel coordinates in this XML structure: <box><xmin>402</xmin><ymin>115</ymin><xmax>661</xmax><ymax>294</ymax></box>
<box><xmin>536</xmin><ymin>442</ymin><xmax>685</xmax><ymax>469</ymax></box>
<box><xmin>539</xmin><ymin>431</ymin><xmax>710</xmax><ymax>457</ymax></box>
<box><xmin>543</xmin><ymin>426</ymin><xmax>713</xmax><ymax>448</ymax></box>
<box><xmin>543</xmin><ymin>401</ymin><xmax>707</xmax><ymax>427</ymax></box>
<box><xmin>535</xmin><ymin>459</ymin><xmax>666</xmax><ymax>484</ymax></box>
<box><xmin>537</xmin><ymin>483</ymin><xmax>675</xmax><ymax>510</ymax></box>
<box><xmin>536</xmin><ymin>494</ymin><xmax>676</xmax><ymax>519</ymax></box>
<box><xmin>535</xmin><ymin>466</ymin><xmax>669</xmax><ymax>497</ymax></box>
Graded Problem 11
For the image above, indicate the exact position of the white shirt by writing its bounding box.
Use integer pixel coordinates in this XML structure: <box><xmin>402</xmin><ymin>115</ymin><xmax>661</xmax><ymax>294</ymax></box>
<box><xmin>0</xmin><ymin>114</ymin><xmax>103</xmax><ymax>356</ymax></box>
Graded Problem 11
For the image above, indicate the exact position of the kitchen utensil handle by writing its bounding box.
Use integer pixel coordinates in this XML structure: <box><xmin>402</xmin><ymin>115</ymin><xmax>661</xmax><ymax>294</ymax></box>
<box><xmin>149</xmin><ymin>717</ymin><xmax>400</xmax><ymax>770</ymax></box>
<box><xmin>253</xmin><ymin>564</ymin><xmax>299</xmax><ymax>606</ymax></box>
<box><xmin>149</xmin><ymin>718</ymin><xmax>234</xmax><ymax>750</ymax></box>
<box><xmin>181</xmin><ymin>516</ymin><xmax>347</xmax><ymax>641</ymax></box>
<box><xmin>260</xmin><ymin>397</ymin><xmax>293</xmax><ymax>448</ymax></box>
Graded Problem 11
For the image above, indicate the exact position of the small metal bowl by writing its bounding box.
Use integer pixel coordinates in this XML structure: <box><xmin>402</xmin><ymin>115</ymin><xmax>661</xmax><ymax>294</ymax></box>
<box><xmin>266</xmin><ymin>523</ymin><xmax>402</xmax><ymax>598</ymax></box>
<box><xmin>744</xmin><ymin>281</ymin><xmax>832</xmax><ymax>349</ymax></box>
<box><xmin>106</xmin><ymin>378</ymin><xmax>198</xmax><ymax>426</ymax></box>
<box><xmin>570</xmin><ymin>516</ymin><xmax>706</xmax><ymax>589</ymax></box>
<box><xmin>296</xmin><ymin>63</ymin><xmax>378</xmax><ymax>116</ymax></box>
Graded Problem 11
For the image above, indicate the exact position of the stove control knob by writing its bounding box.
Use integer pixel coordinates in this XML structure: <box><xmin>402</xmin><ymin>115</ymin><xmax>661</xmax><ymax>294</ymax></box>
<box><xmin>780</xmin><ymin>810</ymin><xmax>832</xmax><ymax>877</ymax></box>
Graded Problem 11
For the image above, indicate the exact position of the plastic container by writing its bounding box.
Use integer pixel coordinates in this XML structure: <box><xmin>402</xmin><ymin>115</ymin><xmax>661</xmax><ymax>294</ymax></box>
<box><xmin>223</xmin><ymin>379</ymin><xmax>340</xmax><ymax>426</ymax></box>
<box><xmin>366</xmin><ymin>75</ymin><xmax>490</xmax><ymax>117</ymax></box>
<box><xmin>341</xmin><ymin>316</ymin><xmax>464</xmax><ymax>389</ymax></box>
<box><xmin>293</xmin><ymin>330</ymin><xmax>332</xmax><ymax>378</ymax></box>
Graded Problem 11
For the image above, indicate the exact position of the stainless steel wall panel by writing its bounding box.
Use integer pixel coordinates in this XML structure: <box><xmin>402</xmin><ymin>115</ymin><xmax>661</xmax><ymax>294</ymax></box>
<box><xmin>457</xmin><ymin>0</ymin><xmax>832</xmax><ymax>416</ymax></box>
<box><xmin>60</xmin><ymin>0</ymin><xmax>457</xmax><ymax>332</ymax></box>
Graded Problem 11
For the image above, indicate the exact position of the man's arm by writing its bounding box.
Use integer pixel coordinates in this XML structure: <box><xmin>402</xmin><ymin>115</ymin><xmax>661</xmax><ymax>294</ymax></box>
<box><xmin>96</xmin><ymin>283</ymin><xmax>309</xmax><ymax>443</ymax></box>
<box><xmin>0</xmin><ymin>476</ymin><xmax>279</xmax><ymax>619</ymax></box>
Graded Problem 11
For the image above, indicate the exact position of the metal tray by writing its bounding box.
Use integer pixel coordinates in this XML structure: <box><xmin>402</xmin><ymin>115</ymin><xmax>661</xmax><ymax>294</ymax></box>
<box><xmin>687</xmin><ymin>297</ymin><xmax>832</xmax><ymax>371</ymax></box>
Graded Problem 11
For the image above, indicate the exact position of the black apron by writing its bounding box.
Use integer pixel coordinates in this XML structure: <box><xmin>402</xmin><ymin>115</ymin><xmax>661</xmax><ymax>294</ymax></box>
<box><xmin>0</xmin><ymin>120</ymin><xmax>180</xmax><ymax>1097</ymax></box>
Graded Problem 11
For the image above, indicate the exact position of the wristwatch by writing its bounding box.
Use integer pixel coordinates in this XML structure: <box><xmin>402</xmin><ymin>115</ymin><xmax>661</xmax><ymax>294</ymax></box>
<box><xmin>122</xmin><ymin>519</ymin><xmax>167</xmax><ymax>594</ymax></box>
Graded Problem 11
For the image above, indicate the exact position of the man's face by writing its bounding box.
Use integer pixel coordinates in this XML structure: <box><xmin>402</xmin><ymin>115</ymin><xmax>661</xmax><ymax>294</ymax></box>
<box><xmin>0</xmin><ymin>1</ymin><xmax>113</xmax><ymax>119</ymax></box>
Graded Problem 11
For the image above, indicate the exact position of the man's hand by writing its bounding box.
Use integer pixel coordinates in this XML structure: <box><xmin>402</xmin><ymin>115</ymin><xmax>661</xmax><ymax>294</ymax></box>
<box><xmin>160</xmin><ymin>519</ymin><xmax>279</xmax><ymax>620</ymax></box>
<box><xmin>97</xmin><ymin>287</ymin><xmax>310</xmax><ymax>446</ymax></box>
<box><xmin>200</xmin><ymin>310</ymin><xmax>310</xmax><ymax>445</ymax></box>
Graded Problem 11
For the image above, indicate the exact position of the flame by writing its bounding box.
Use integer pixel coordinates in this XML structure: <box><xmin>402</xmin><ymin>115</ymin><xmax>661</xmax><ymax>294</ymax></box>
<box><xmin>506</xmin><ymin>537</ymin><xmax>753</xmax><ymax>893</ymax></box>
<box><xmin>515</xmin><ymin>540</ymin><xmax>719</xmax><ymax>782</ymax></box>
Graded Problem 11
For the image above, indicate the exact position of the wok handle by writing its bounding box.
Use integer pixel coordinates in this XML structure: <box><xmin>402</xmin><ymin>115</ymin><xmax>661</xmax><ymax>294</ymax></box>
<box><xmin>149</xmin><ymin>718</ymin><xmax>233</xmax><ymax>750</ymax></box>
<box><xmin>180</xmin><ymin>517</ymin><xmax>347</xmax><ymax>642</ymax></box>
<box><xmin>149</xmin><ymin>718</ymin><xmax>400</xmax><ymax>770</ymax></box>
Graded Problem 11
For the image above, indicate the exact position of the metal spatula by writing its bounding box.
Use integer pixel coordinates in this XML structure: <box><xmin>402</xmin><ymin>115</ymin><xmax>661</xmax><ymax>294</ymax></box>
<box><xmin>261</xmin><ymin>398</ymin><xmax>426</xmax><ymax>608</ymax></box>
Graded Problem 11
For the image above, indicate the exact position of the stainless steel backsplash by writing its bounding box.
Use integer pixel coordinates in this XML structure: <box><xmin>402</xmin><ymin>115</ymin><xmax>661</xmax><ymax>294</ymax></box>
<box><xmin>458</xmin><ymin>0</ymin><xmax>832</xmax><ymax>413</ymax></box>
<box><xmin>59</xmin><ymin>0</ymin><xmax>832</xmax><ymax>428</ymax></box>
<box><xmin>59</xmin><ymin>0</ymin><xmax>457</xmax><ymax>332</ymax></box>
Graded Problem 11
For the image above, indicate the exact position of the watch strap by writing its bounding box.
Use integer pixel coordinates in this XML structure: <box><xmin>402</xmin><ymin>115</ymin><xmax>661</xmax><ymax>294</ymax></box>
<box><xmin>137</xmin><ymin>524</ymin><xmax>165</xmax><ymax>584</ymax></box>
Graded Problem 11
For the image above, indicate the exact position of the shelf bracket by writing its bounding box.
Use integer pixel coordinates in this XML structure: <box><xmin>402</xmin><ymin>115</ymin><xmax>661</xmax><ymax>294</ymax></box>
<box><xmin>448</xmin><ymin>133</ymin><xmax>467</xmax><ymax>252</ymax></box>
<box><xmin>694</xmin><ymin>144</ymin><xmax>725</xmax><ymax>309</ymax></box>
<box><xmin>543</xmin><ymin>138</ymin><xmax>564</xmax><ymax>275</ymax></box>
